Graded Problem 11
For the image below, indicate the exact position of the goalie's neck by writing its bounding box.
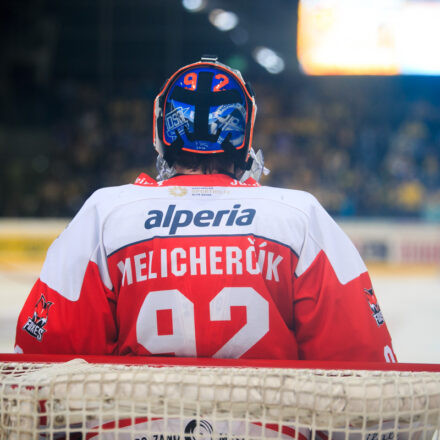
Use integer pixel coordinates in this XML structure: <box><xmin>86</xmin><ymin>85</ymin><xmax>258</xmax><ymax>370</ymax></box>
<box><xmin>173</xmin><ymin>164</ymin><xmax>236</xmax><ymax>176</ymax></box>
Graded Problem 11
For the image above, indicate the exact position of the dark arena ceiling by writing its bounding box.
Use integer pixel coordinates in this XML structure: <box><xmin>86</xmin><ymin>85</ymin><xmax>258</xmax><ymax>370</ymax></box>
<box><xmin>0</xmin><ymin>0</ymin><xmax>299</xmax><ymax>88</ymax></box>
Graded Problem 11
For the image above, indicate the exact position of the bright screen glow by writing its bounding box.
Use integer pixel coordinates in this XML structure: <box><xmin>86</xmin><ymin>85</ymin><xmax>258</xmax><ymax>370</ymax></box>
<box><xmin>298</xmin><ymin>0</ymin><xmax>440</xmax><ymax>75</ymax></box>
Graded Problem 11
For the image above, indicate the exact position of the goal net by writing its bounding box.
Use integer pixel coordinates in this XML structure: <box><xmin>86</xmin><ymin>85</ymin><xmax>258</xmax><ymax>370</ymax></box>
<box><xmin>0</xmin><ymin>355</ymin><xmax>439</xmax><ymax>440</ymax></box>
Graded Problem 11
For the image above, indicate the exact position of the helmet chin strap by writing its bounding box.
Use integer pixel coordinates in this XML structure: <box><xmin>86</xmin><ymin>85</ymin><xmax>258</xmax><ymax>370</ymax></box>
<box><xmin>156</xmin><ymin>155</ymin><xmax>176</xmax><ymax>181</ymax></box>
<box><xmin>238</xmin><ymin>148</ymin><xmax>270</xmax><ymax>183</ymax></box>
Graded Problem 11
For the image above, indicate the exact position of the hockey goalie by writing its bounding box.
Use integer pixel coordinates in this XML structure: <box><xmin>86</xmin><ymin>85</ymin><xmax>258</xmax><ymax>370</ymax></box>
<box><xmin>13</xmin><ymin>57</ymin><xmax>405</xmax><ymax>440</ymax></box>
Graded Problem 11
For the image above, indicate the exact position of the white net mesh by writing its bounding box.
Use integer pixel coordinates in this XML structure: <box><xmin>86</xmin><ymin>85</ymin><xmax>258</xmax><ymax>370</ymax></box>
<box><xmin>0</xmin><ymin>359</ymin><xmax>439</xmax><ymax>440</ymax></box>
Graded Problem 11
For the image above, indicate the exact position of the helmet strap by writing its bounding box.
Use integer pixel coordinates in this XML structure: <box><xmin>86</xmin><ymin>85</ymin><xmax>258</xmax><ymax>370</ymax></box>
<box><xmin>156</xmin><ymin>155</ymin><xmax>176</xmax><ymax>181</ymax></box>
<box><xmin>239</xmin><ymin>148</ymin><xmax>270</xmax><ymax>183</ymax></box>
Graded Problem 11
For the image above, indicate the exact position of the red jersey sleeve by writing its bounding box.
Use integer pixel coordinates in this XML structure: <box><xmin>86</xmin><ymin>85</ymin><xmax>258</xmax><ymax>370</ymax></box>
<box><xmin>292</xmin><ymin>197</ymin><xmax>396</xmax><ymax>363</ymax></box>
<box><xmin>15</xmin><ymin>191</ymin><xmax>118</xmax><ymax>355</ymax></box>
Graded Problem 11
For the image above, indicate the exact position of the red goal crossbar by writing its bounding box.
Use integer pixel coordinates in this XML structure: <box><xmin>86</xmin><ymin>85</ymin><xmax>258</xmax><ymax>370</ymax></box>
<box><xmin>1</xmin><ymin>353</ymin><xmax>439</xmax><ymax>371</ymax></box>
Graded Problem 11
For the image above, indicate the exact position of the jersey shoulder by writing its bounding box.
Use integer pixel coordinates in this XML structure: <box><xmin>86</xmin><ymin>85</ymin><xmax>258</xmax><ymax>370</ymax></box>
<box><xmin>258</xmin><ymin>185</ymin><xmax>366</xmax><ymax>283</ymax></box>
<box><xmin>82</xmin><ymin>182</ymin><xmax>164</xmax><ymax>216</ymax></box>
<box><xmin>257</xmin><ymin>185</ymin><xmax>324</xmax><ymax>218</ymax></box>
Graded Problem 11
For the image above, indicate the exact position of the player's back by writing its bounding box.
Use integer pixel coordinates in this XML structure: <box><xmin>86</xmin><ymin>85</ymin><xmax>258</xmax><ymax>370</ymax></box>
<box><xmin>76</xmin><ymin>173</ymin><xmax>365</xmax><ymax>358</ymax></box>
<box><xmin>22</xmin><ymin>171</ymin><xmax>375</xmax><ymax>360</ymax></box>
<box><xmin>108</xmin><ymin>174</ymin><xmax>303</xmax><ymax>358</ymax></box>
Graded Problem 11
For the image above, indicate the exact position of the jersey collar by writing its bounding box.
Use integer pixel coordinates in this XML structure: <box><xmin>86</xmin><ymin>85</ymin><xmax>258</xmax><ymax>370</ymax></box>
<box><xmin>134</xmin><ymin>173</ymin><xmax>259</xmax><ymax>187</ymax></box>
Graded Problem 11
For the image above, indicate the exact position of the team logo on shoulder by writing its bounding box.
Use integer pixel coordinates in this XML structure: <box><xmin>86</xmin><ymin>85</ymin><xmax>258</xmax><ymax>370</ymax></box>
<box><xmin>23</xmin><ymin>294</ymin><xmax>53</xmax><ymax>341</ymax></box>
<box><xmin>363</xmin><ymin>288</ymin><xmax>384</xmax><ymax>327</ymax></box>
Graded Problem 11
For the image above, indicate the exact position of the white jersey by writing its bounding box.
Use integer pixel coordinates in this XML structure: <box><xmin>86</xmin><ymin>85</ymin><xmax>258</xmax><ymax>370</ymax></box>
<box><xmin>16</xmin><ymin>172</ymin><xmax>395</xmax><ymax>361</ymax></box>
<box><xmin>15</xmin><ymin>172</ymin><xmax>397</xmax><ymax>440</ymax></box>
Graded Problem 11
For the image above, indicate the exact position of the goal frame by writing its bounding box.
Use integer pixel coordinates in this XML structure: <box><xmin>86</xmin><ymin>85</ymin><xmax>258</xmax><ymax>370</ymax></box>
<box><xmin>1</xmin><ymin>353</ymin><xmax>440</xmax><ymax>372</ymax></box>
<box><xmin>1</xmin><ymin>353</ymin><xmax>439</xmax><ymax>440</ymax></box>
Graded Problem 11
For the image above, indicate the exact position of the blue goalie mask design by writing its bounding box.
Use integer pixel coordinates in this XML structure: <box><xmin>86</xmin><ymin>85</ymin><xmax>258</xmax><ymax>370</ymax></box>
<box><xmin>153</xmin><ymin>57</ymin><xmax>257</xmax><ymax>165</ymax></box>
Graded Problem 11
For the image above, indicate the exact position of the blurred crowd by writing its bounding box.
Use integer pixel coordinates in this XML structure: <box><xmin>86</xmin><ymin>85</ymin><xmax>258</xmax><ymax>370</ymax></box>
<box><xmin>1</xmin><ymin>74</ymin><xmax>440</xmax><ymax>221</ymax></box>
<box><xmin>255</xmin><ymin>76</ymin><xmax>440</xmax><ymax>220</ymax></box>
<box><xmin>2</xmin><ymin>0</ymin><xmax>440</xmax><ymax>221</ymax></box>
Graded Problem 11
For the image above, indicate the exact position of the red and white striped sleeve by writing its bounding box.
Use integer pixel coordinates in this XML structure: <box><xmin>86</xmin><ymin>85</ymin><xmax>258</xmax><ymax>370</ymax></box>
<box><xmin>15</xmin><ymin>190</ymin><xmax>118</xmax><ymax>355</ymax></box>
<box><xmin>291</xmin><ymin>194</ymin><xmax>396</xmax><ymax>362</ymax></box>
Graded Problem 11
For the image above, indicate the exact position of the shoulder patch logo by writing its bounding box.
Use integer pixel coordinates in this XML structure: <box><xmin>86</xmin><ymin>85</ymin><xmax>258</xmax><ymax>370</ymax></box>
<box><xmin>363</xmin><ymin>288</ymin><xmax>384</xmax><ymax>327</ymax></box>
<box><xmin>23</xmin><ymin>294</ymin><xmax>53</xmax><ymax>341</ymax></box>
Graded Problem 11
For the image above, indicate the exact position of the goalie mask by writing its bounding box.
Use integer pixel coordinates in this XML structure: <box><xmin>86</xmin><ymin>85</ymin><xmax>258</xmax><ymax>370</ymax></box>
<box><xmin>153</xmin><ymin>56</ymin><xmax>257</xmax><ymax>169</ymax></box>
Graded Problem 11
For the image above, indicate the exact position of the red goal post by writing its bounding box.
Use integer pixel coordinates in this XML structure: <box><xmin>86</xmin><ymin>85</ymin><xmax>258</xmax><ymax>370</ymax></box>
<box><xmin>0</xmin><ymin>354</ymin><xmax>439</xmax><ymax>440</ymax></box>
